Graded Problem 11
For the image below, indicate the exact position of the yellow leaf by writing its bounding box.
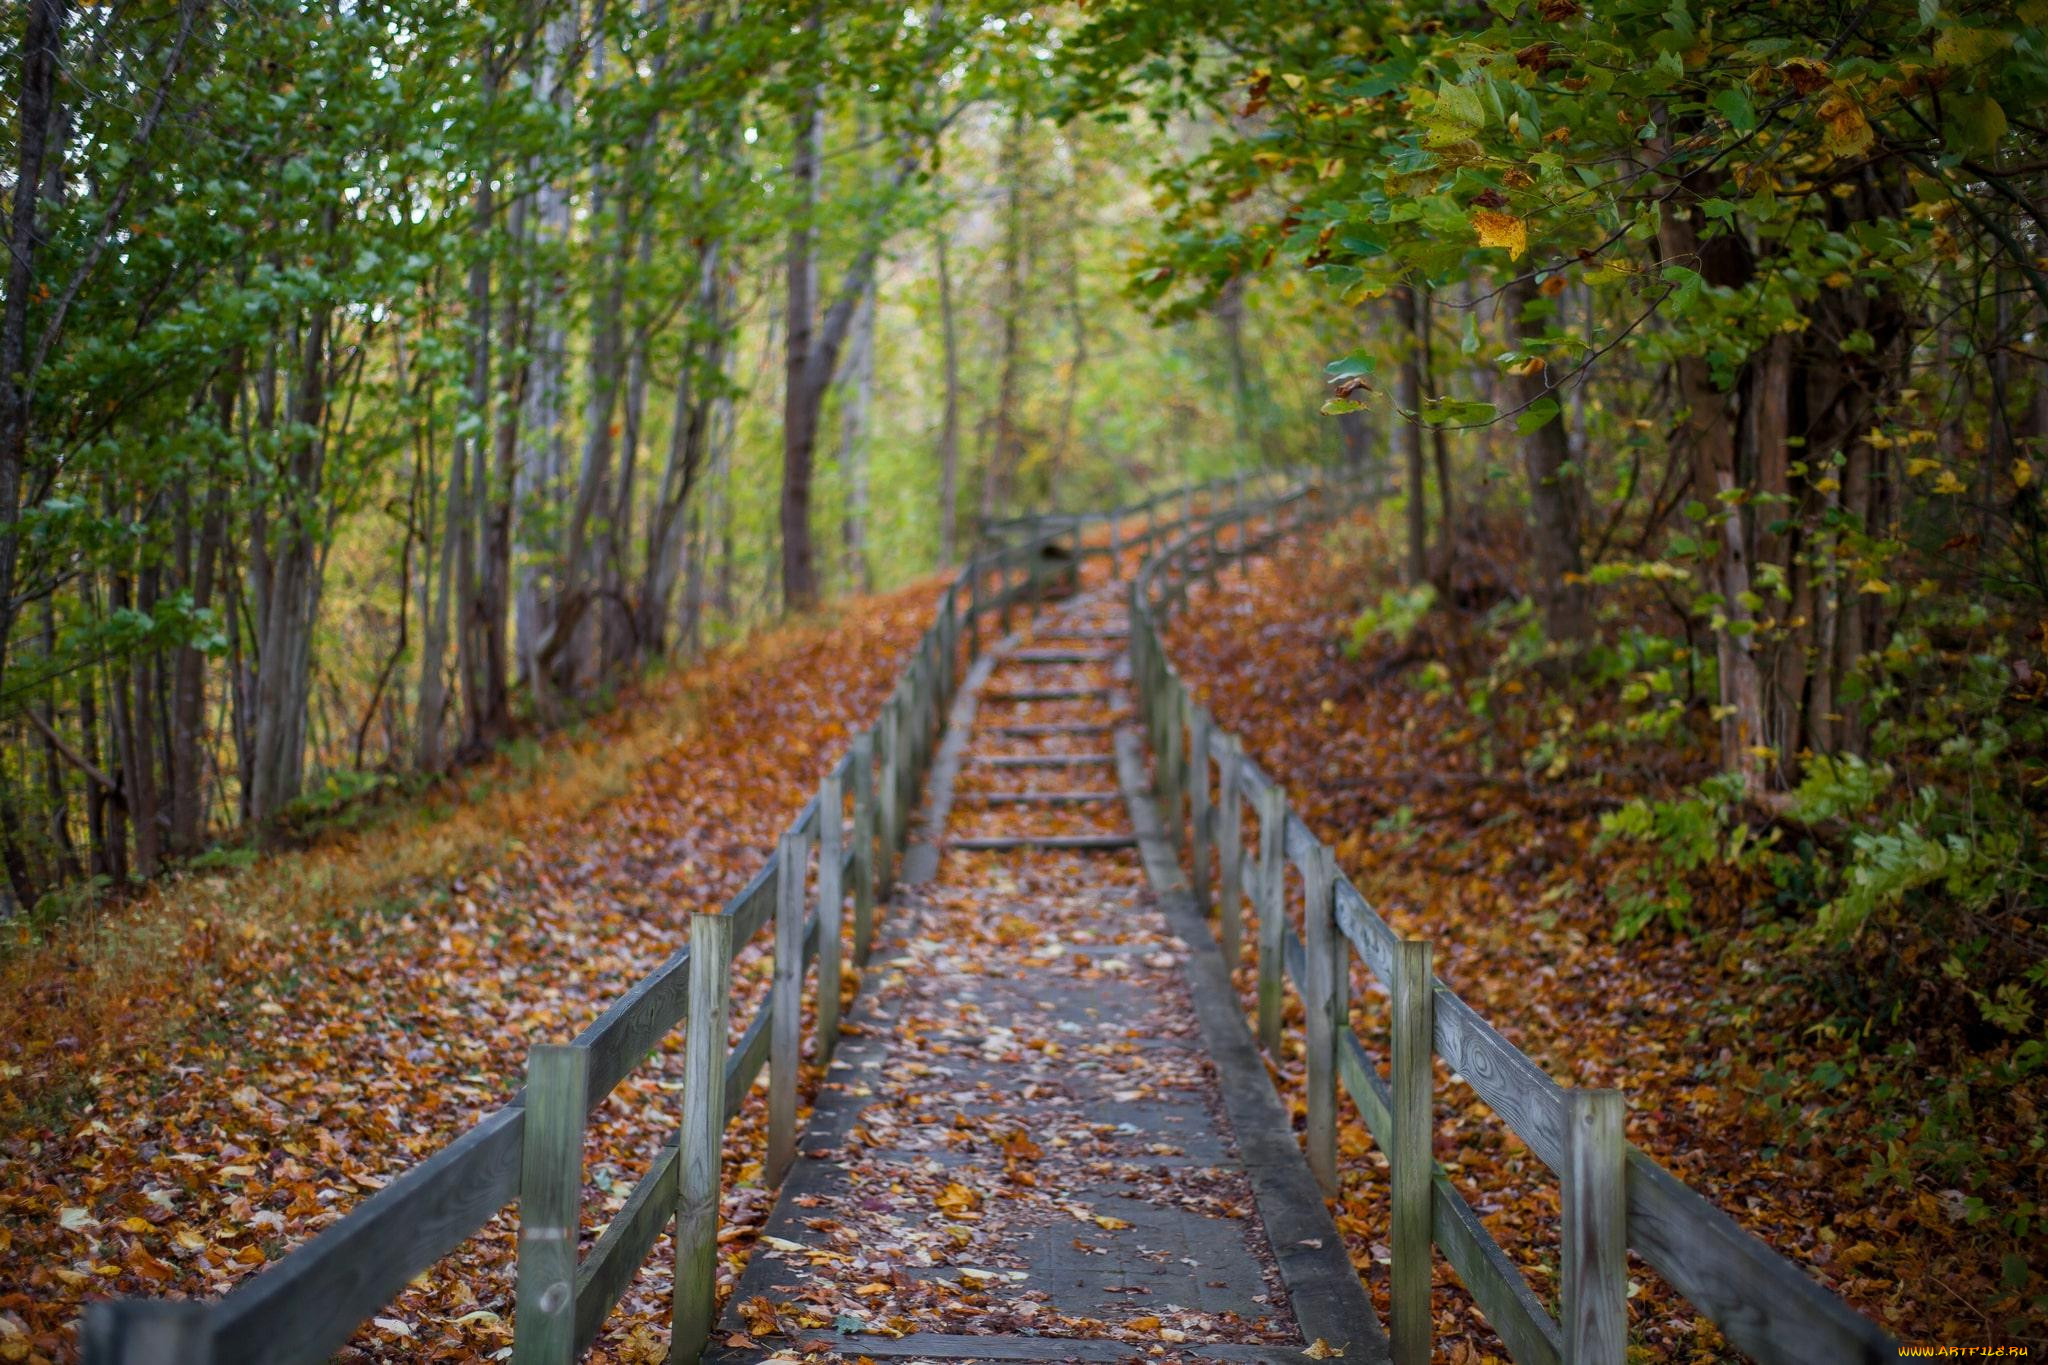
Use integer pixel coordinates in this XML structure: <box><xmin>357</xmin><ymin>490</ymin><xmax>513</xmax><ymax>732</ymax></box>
<box><xmin>1859</xmin><ymin>579</ymin><xmax>1893</xmax><ymax>595</ymax></box>
<box><xmin>1092</xmin><ymin>1214</ymin><xmax>1133</xmax><ymax>1231</ymax></box>
<box><xmin>2015</xmin><ymin>459</ymin><xmax>2035</xmax><ymax>488</ymax></box>
<box><xmin>1471</xmin><ymin>209</ymin><xmax>1528</xmax><ymax>260</ymax></box>
<box><xmin>1906</xmin><ymin>457</ymin><xmax>1941</xmax><ymax>477</ymax></box>
<box><xmin>1305</xmin><ymin>1340</ymin><xmax>1346</xmax><ymax>1359</ymax></box>
<box><xmin>1128</xmin><ymin>1315</ymin><xmax>1163</xmax><ymax>1331</ymax></box>
<box><xmin>1818</xmin><ymin>89</ymin><xmax>1874</xmax><ymax>158</ymax></box>
<box><xmin>1933</xmin><ymin>470</ymin><xmax>1966</xmax><ymax>495</ymax></box>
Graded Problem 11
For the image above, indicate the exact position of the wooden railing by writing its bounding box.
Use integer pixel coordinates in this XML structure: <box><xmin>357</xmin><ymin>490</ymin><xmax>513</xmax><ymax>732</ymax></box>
<box><xmin>81</xmin><ymin>471</ymin><xmax>1285</xmax><ymax>1365</ymax></box>
<box><xmin>1128</xmin><ymin>483</ymin><xmax>1902</xmax><ymax>1365</ymax></box>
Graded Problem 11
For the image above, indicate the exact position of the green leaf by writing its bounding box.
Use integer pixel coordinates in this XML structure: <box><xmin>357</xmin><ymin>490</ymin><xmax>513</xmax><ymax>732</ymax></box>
<box><xmin>1943</xmin><ymin>91</ymin><xmax>2008</xmax><ymax>158</ymax></box>
<box><xmin>1516</xmin><ymin>398</ymin><xmax>1561</xmax><ymax>433</ymax></box>
<box><xmin>1321</xmin><ymin>397</ymin><xmax>1369</xmax><ymax>415</ymax></box>
<box><xmin>1711</xmin><ymin>85</ymin><xmax>1756</xmax><ymax>133</ymax></box>
<box><xmin>1324</xmin><ymin>350</ymin><xmax>1377</xmax><ymax>380</ymax></box>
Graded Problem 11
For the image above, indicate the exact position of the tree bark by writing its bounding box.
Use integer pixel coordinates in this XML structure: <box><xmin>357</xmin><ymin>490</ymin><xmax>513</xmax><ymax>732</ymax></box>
<box><xmin>1393</xmin><ymin>283</ymin><xmax>1427</xmax><ymax>586</ymax></box>
<box><xmin>1503</xmin><ymin>275</ymin><xmax>1591</xmax><ymax>646</ymax></box>
<box><xmin>935</xmin><ymin>229</ymin><xmax>962</xmax><ymax>566</ymax></box>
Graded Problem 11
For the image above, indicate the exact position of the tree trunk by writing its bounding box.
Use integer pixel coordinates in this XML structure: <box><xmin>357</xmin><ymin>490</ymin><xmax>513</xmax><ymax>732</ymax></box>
<box><xmin>1503</xmin><ymin>276</ymin><xmax>1591</xmax><ymax>646</ymax></box>
<box><xmin>837</xmin><ymin>281</ymin><xmax>876</xmax><ymax>592</ymax></box>
<box><xmin>1393</xmin><ymin>283</ymin><xmax>1427</xmax><ymax>586</ymax></box>
<box><xmin>781</xmin><ymin>54</ymin><xmax>826</xmax><ymax>612</ymax></box>
<box><xmin>935</xmin><ymin>229</ymin><xmax>962</xmax><ymax>566</ymax></box>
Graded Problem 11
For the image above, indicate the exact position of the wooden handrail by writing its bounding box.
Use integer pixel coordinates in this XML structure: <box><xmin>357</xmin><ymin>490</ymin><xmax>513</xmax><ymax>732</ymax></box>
<box><xmin>1128</xmin><ymin>472</ymin><xmax>1899</xmax><ymax>1365</ymax></box>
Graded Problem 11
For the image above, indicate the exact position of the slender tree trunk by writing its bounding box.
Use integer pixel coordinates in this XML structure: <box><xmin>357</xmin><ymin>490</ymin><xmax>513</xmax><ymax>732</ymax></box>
<box><xmin>935</xmin><ymin>229</ymin><xmax>962</xmax><ymax>565</ymax></box>
<box><xmin>837</xmin><ymin>281</ymin><xmax>876</xmax><ymax>592</ymax></box>
<box><xmin>1503</xmin><ymin>275</ymin><xmax>1590</xmax><ymax>645</ymax></box>
<box><xmin>781</xmin><ymin>51</ymin><xmax>826</xmax><ymax>612</ymax></box>
<box><xmin>1393</xmin><ymin>283</ymin><xmax>1427</xmax><ymax>586</ymax></box>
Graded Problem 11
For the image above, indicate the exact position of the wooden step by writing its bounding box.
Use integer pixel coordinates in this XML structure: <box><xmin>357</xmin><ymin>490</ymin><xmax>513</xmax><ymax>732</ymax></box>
<box><xmin>949</xmin><ymin>834</ymin><xmax>1137</xmax><ymax>852</ymax></box>
<box><xmin>955</xmin><ymin>790</ymin><xmax>1121</xmax><ymax>805</ymax></box>
<box><xmin>984</xmin><ymin>687</ymin><xmax>1112</xmax><ymax>702</ymax></box>
<box><xmin>1031</xmin><ymin>628</ymin><xmax>1127</xmax><ymax>640</ymax></box>
<box><xmin>976</xmin><ymin>753</ymin><xmax>1115</xmax><ymax>767</ymax></box>
<box><xmin>986</xmin><ymin>722</ymin><xmax>1110</xmax><ymax>737</ymax></box>
<box><xmin>1007</xmin><ymin>648</ymin><xmax>1120</xmax><ymax>663</ymax></box>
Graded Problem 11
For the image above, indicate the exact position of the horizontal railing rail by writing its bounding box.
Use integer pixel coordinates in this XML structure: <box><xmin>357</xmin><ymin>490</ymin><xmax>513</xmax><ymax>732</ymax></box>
<box><xmin>83</xmin><ymin>469</ymin><xmax>1281</xmax><ymax>1365</ymax></box>
<box><xmin>1127</xmin><ymin>476</ymin><xmax>1901</xmax><ymax>1365</ymax></box>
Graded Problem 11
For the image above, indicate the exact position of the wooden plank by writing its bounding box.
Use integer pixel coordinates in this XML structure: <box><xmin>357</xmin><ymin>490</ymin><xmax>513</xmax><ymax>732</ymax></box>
<box><xmin>573</xmin><ymin>1138</ymin><xmax>679</xmax><ymax>1354</ymax></box>
<box><xmin>573</xmin><ymin>941</ymin><xmax>690</xmax><ymax>1113</ymax></box>
<box><xmin>1563</xmin><ymin>1090</ymin><xmax>1628</xmax><ymax>1365</ymax></box>
<box><xmin>81</xmin><ymin>1301</ymin><xmax>215</xmax><ymax>1364</ymax></box>
<box><xmin>737</xmin><ymin>1332</ymin><xmax>1337</xmax><ymax>1363</ymax></box>
<box><xmin>676</xmin><ymin>913</ymin><xmax>732</xmax><ymax>1361</ymax></box>
<box><xmin>1391</xmin><ymin>940</ymin><xmax>1433</xmax><ymax>1365</ymax></box>
<box><xmin>1431</xmin><ymin>987</ymin><xmax>1570</xmax><ymax>1176</ymax></box>
<box><xmin>1625</xmin><ymin>1146</ymin><xmax>1899</xmax><ymax>1364</ymax></box>
<box><xmin>1255</xmin><ymin>783</ymin><xmax>1287</xmax><ymax>1056</ymax></box>
<box><xmin>1008</xmin><ymin>648</ymin><xmax>1119</xmax><ymax>663</ymax></box>
<box><xmin>975</xmin><ymin>752</ymin><xmax>1114</xmax><ymax>767</ymax></box>
<box><xmin>1161</xmin><ymin>680</ymin><xmax>1184</xmax><ymax>850</ymax></box>
<box><xmin>1189</xmin><ymin>708</ymin><xmax>1212</xmax><ymax>912</ymax></box>
<box><xmin>1332</xmin><ymin>879</ymin><xmax>1399</xmax><ymax>986</ymax></box>
<box><xmin>985</xmin><ymin>721</ymin><xmax>1111</xmax><ymax>736</ymax></box>
<box><xmin>1216</xmin><ymin>733</ymin><xmax>1244</xmax><ymax>968</ymax></box>
<box><xmin>722</xmin><ymin>992</ymin><xmax>772</xmax><ymax>1118</ymax></box>
<box><xmin>851</xmin><ymin>729</ymin><xmax>876</xmax><ymax>966</ymax></box>
<box><xmin>953</xmin><ymin>789</ymin><xmax>1122</xmax><ymax>805</ymax></box>
<box><xmin>1337</xmin><ymin>1033</ymin><xmax>1562</xmax><ymax>1365</ymax></box>
<box><xmin>982</xmin><ymin>686</ymin><xmax>1113</xmax><ymax>702</ymax></box>
<box><xmin>878</xmin><ymin>701</ymin><xmax>900</xmax><ymax>895</ymax></box>
<box><xmin>1303</xmin><ymin>841</ymin><xmax>1342</xmax><ymax>1198</ymax></box>
<box><xmin>816</xmin><ymin>772</ymin><xmax>845</xmax><ymax>1063</ymax></box>
<box><xmin>949</xmin><ymin>834</ymin><xmax>1137</xmax><ymax>852</ymax></box>
<box><xmin>768</xmin><ymin>829</ymin><xmax>807</xmax><ymax>1187</ymax></box>
<box><xmin>197</xmin><ymin>1102</ymin><xmax>525</xmax><ymax>1365</ymax></box>
<box><xmin>726</xmin><ymin>857</ymin><xmax>777</xmax><ymax>947</ymax></box>
<box><xmin>514</xmin><ymin>1045</ymin><xmax>587</xmax><ymax>1365</ymax></box>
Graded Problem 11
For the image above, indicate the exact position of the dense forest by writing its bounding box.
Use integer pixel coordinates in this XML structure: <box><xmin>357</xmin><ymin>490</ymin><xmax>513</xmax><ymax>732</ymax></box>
<box><xmin>0</xmin><ymin>0</ymin><xmax>1350</xmax><ymax>917</ymax></box>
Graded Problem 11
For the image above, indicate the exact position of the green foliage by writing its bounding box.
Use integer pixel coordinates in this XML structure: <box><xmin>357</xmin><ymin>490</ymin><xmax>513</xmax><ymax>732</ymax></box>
<box><xmin>1342</xmin><ymin>584</ymin><xmax>1437</xmax><ymax>657</ymax></box>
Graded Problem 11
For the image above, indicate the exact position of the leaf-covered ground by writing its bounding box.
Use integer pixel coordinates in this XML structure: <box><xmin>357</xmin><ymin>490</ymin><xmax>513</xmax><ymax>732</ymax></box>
<box><xmin>0</xmin><ymin>582</ymin><xmax>942</xmax><ymax>1363</ymax></box>
<box><xmin>1164</xmin><ymin>514</ymin><xmax>2043</xmax><ymax>1360</ymax></box>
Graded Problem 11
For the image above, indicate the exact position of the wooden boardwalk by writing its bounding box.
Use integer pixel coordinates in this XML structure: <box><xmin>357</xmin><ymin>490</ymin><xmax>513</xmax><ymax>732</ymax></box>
<box><xmin>708</xmin><ymin>590</ymin><xmax>1385</xmax><ymax>1364</ymax></box>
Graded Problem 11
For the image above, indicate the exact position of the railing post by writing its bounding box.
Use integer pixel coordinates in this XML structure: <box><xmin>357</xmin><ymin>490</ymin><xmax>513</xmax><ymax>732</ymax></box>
<box><xmin>1564</xmin><ymin>1089</ymin><xmax>1629</xmax><ymax>1365</ymax></box>
<box><xmin>515</xmin><ymin>1043</ymin><xmax>589</xmax><ymax>1365</ymax></box>
<box><xmin>1255</xmin><ymin>783</ymin><xmax>1286</xmax><ymax>1056</ymax></box>
<box><xmin>878</xmin><ymin>701</ymin><xmax>900</xmax><ymax>895</ymax></box>
<box><xmin>1160</xmin><ymin>679</ymin><xmax>1185</xmax><ymax>850</ymax></box>
<box><xmin>851</xmin><ymin>731</ymin><xmax>876</xmax><ymax>965</ymax></box>
<box><xmin>967</xmin><ymin>563</ymin><xmax>982</xmax><ymax>659</ymax></box>
<box><xmin>768</xmin><ymin>828</ymin><xmax>807</xmax><ymax>1186</ymax></box>
<box><xmin>1216</xmin><ymin>732</ymin><xmax>1244</xmax><ymax>968</ymax></box>
<box><xmin>1110</xmin><ymin>512</ymin><xmax>1122</xmax><ymax>566</ymax></box>
<box><xmin>675</xmin><ymin>913</ymin><xmax>732</xmax><ymax>1362</ymax></box>
<box><xmin>1303</xmin><ymin>841</ymin><xmax>1344</xmax><ymax>1198</ymax></box>
<box><xmin>1189</xmin><ymin>708</ymin><xmax>1212</xmax><ymax>912</ymax></box>
<box><xmin>999</xmin><ymin>552</ymin><xmax>1015</xmax><ymax>633</ymax></box>
<box><xmin>1391</xmin><ymin>939</ymin><xmax>1435</xmax><ymax>1365</ymax></box>
<box><xmin>82</xmin><ymin>1301</ymin><xmax>214</xmax><ymax>1364</ymax></box>
<box><xmin>817</xmin><ymin>770</ymin><xmax>845</xmax><ymax>1063</ymax></box>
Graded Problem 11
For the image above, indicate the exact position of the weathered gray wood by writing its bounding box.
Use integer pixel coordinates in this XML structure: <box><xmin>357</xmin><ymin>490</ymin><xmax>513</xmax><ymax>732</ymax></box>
<box><xmin>1160</xmin><ymin>680</ymin><xmax>1184</xmax><ymax>851</ymax></box>
<box><xmin>816</xmin><ymin>771</ymin><xmax>845</xmax><ymax>1063</ymax></box>
<box><xmin>1255</xmin><ymin>783</ymin><xmax>1286</xmax><ymax>1056</ymax></box>
<box><xmin>722</xmin><ymin>992</ymin><xmax>771</xmax><ymax>1118</ymax></box>
<box><xmin>573</xmin><ymin>1138</ymin><xmax>679</xmax><ymax>1354</ymax></box>
<box><xmin>1009</xmin><ymin>648</ymin><xmax>1118</xmax><ymax>663</ymax></box>
<box><xmin>727</xmin><ymin>857</ymin><xmax>778</xmax><ymax>947</ymax></box>
<box><xmin>967</xmin><ymin>560</ymin><xmax>982</xmax><ymax>658</ymax></box>
<box><xmin>1624</xmin><ymin>1147</ymin><xmax>1896</xmax><ymax>1364</ymax></box>
<box><xmin>1302</xmin><ymin>842</ymin><xmax>1343</xmax><ymax>1198</ymax></box>
<box><xmin>983</xmin><ymin>686</ymin><xmax>1112</xmax><ymax>703</ymax></box>
<box><xmin>195</xmin><ymin>1101</ymin><xmax>525</xmax><ymax>1365</ymax></box>
<box><xmin>676</xmin><ymin>913</ymin><xmax>732</xmax><ymax>1362</ymax></box>
<box><xmin>955</xmin><ymin>789</ymin><xmax>1121</xmax><ymax>805</ymax></box>
<box><xmin>514</xmin><ymin>1044</ymin><xmax>588</xmax><ymax>1365</ymax></box>
<box><xmin>1216</xmin><ymin>733</ymin><xmax>1244</xmax><ymax>969</ymax></box>
<box><xmin>949</xmin><ymin>833</ymin><xmax>1137</xmax><ymax>852</ymax></box>
<box><xmin>1391</xmin><ymin>940</ymin><xmax>1434</xmax><ymax>1365</ymax></box>
<box><xmin>987</xmin><ymin>721</ymin><xmax>1110</xmax><ymax>736</ymax></box>
<box><xmin>573</xmin><ymin>942</ymin><xmax>689</xmax><ymax>1113</ymax></box>
<box><xmin>1431</xmin><ymin>986</ymin><xmax>1569</xmax><ymax>1176</ymax></box>
<box><xmin>851</xmin><ymin>729</ymin><xmax>876</xmax><ymax>966</ymax></box>
<box><xmin>976</xmin><ymin>752</ymin><xmax>1114</xmax><ymax>767</ymax></box>
<box><xmin>768</xmin><ymin>828</ymin><xmax>808</xmax><ymax>1186</ymax></box>
<box><xmin>1337</xmin><ymin>1032</ymin><xmax>1562</xmax><ymax>1365</ymax></box>
<box><xmin>1564</xmin><ymin>1090</ymin><xmax>1628</xmax><ymax>1365</ymax></box>
<box><xmin>1189</xmin><ymin>708</ymin><xmax>1212</xmax><ymax>912</ymax></box>
<box><xmin>82</xmin><ymin>1301</ymin><xmax>215</xmax><ymax>1365</ymax></box>
<box><xmin>878</xmin><ymin>701</ymin><xmax>900</xmax><ymax>893</ymax></box>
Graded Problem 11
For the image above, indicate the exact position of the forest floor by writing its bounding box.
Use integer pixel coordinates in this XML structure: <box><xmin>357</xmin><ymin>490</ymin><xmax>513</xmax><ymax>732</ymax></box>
<box><xmin>0</xmin><ymin>580</ymin><xmax>943</xmax><ymax>1363</ymax></box>
<box><xmin>1163</xmin><ymin>510</ymin><xmax>2043</xmax><ymax>1360</ymax></box>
